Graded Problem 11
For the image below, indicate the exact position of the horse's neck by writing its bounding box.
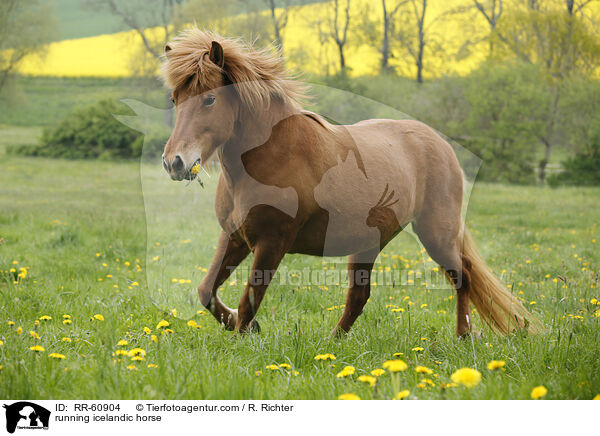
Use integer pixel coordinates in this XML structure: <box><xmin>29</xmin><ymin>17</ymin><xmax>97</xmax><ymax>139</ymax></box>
<box><xmin>218</xmin><ymin>100</ymin><xmax>300</xmax><ymax>183</ymax></box>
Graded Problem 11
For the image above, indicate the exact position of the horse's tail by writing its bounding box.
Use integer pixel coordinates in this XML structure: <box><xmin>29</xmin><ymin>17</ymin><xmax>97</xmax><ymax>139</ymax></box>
<box><xmin>461</xmin><ymin>225</ymin><xmax>543</xmax><ymax>335</ymax></box>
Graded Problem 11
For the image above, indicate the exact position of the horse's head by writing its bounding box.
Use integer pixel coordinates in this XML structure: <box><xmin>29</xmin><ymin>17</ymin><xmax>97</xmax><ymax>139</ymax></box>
<box><xmin>161</xmin><ymin>39</ymin><xmax>239</xmax><ymax>181</ymax></box>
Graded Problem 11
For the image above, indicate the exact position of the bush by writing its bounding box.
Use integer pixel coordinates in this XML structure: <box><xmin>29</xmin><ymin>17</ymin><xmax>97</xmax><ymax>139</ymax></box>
<box><xmin>462</xmin><ymin>61</ymin><xmax>551</xmax><ymax>184</ymax></box>
<box><xmin>548</xmin><ymin>131</ymin><xmax>600</xmax><ymax>187</ymax></box>
<box><xmin>14</xmin><ymin>99</ymin><xmax>142</xmax><ymax>159</ymax></box>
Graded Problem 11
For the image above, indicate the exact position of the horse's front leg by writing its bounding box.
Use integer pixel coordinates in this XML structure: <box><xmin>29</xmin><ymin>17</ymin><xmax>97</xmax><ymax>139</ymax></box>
<box><xmin>198</xmin><ymin>231</ymin><xmax>250</xmax><ymax>330</ymax></box>
<box><xmin>235</xmin><ymin>236</ymin><xmax>289</xmax><ymax>333</ymax></box>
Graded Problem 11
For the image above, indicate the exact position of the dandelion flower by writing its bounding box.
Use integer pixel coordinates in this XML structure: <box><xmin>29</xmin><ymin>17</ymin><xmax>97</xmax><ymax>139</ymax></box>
<box><xmin>115</xmin><ymin>350</ymin><xmax>128</xmax><ymax>356</ymax></box>
<box><xmin>93</xmin><ymin>314</ymin><xmax>104</xmax><ymax>321</ymax></box>
<box><xmin>279</xmin><ymin>363</ymin><xmax>291</xmax><ymax>370</ymax></box>
<box><xmin>412</xmin><ymin>347</ymin><xmax>424</xmax><ymax>352</ymax></box>
<box><xmin>48</xmin><ymin>353</ymin><xmax>66</xmax><ymax>359</ymax></box>
<box><xmin>337</xmin><ymin>393</ymin><xmax>360</xmax><ymax>400</ymax></box>
<box><xmin>531</xmin><ymin>385</ymin><xmax>548</xmax><ymax>400</ymax></box>
<box><xmin>336</xmin><ymin>366</ymin><xmax>356</xmax><ymax>378</ymax></box>
<box><xmin>127</xmin><ymin>348</ymin><xmax>146</xmax><ymax>357</ymax></box>
<box><xmin>487</xmin><ymin>360</ymin><xmax>506</xmax><ymax>371</ymax></box>
<box><xmin>40</xmin><ymin>315</ymin><xmax>52</xmax><ymax>321</ymax></box>
<box><xmin>265</xmin><ymin>364</ymin><xmax>279</xmax><ymax>371</ymax></box>
<box><xmin>593</xmin><ymin>394</ymin><xmax>600</xmax><ymax>400</ymax></box>
<box><xmin>130</xmin><ymin>355</ymin><xmax>144</xmax><ymax>361</ymax></box>
<box><xmin>17</xmin><ymin>327</ymin><xmax>23</xmax><ymax>334</ymax></box>
<box><xmin>63</xmin><ymin>319</ymin><xmax>72</xmax><ymax>325</ymax></box>
<box><xmin>191</xmin><ymin>163</ymin><xmax>201</xmax><ymax>175</ymax></box>
<box><xmin>147</xmin><ymin>363</ymin><xmax>159</xmax><ymax>368</ymax></box>
<box><xmin>117</xmin><ymin>340</ymin><xmax>128</xmax><ymax>346</ymax></box>
<box><xmin>156</xmin><ymin>320</ymin><xmax>169</xmax><ymax>329</ymax></box>
<box><xmin>187</xmin><ymin>320</ymin><xmax>199</xmax><ymax>328</ymax></box>
<box><xmin>394</xmin><ymin>390</ymin><xmax>410</xmax><ymax>400</ymax></box>
<box><xmin>415</xmin><ymin>365</ymin><xmax>433</xmax><ymax>375</ymax></box>
<box><xmin>392</xmin><ymin>352</ymin><xmax>404</xmax><ymax>357</ymax></box>
<box><xmin>151</xmin><ymin>335</ymin><xmax>158</xmax><ymax>343</ymax></box>
<box><xmin>371</xmin><ymin>368</ymin><xmax>385</xmax><ymax>377</ymax></box>
<box><xmin>30</xmin><ymin>331</ymin><xmax>40</xmax><ymax>340</ymax></box>
<box><xmin>143</xmin><ymin>327</ymin><xmax>151</xmax><ymax>334</ymax></box>
<box><xmin>62</xmin><ymin>337</ymin><xmax>71</xmax><ymax>343</ymax></box>
<box><xmin>255</xmin><ymin>370</ymin><xmax>262</xmax><ymax>376</ymax></box>
<box><xmin>30</xmin><ymin>345</ymin><xmax>45</xmax><ymax>352</ymax></box>
<box><xmin>314</xmin><ymin>353</ymin><xmax>336</xmax><ymax>361</ymax></box>
<box><xmin>450</xmin><ymin>368</ymin><xmax>482</xmax><ymax>388</ymax></box>
<box><xmin>357</xmin><ymin>375</ymin><xmax>376</xmax><ymax>387</ymax></box>
<box><xmin>127</xmin><ymin>365</ymin><xmax>137</xmax><ymax>371</ymax></box>
<box><xmin>382</xmin><ymin>360</ymin><xmax>408</xmax><ymax>372</ymax></box>
<box><xmin>0</xmin><ymin>340</ymin><xmax>3</xmax><ymax>346</ymax></box>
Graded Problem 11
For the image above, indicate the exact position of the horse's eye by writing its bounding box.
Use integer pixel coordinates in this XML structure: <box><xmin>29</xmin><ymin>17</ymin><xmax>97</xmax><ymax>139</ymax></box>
<box><xmin>170</xmin><ymin>97</ymin><xmax>175</xmax><ymax>104</ymax></box>
<box><xmin>203</xmin><ymin>96</ymin><xmax>216</xmax><ymax>106</ymax></box>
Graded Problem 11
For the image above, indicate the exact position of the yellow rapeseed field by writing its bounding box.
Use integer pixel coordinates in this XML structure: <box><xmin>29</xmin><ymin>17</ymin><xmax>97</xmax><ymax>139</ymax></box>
<box><xmin>13</xmin><ymin>0</ymin><xmax>600</xmax><ymax>78</ymax></box>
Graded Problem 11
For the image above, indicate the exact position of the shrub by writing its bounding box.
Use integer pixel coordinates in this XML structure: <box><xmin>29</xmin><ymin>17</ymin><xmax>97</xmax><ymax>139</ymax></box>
<box><xmin>14</xmin><ymin>99</ymin><xmax>142</xmax><ymax>159</ymax></box>
<box><xmin>548</xmin><ymin>131</ymin><xmax>600</xmax><ymax>187</ymax></box>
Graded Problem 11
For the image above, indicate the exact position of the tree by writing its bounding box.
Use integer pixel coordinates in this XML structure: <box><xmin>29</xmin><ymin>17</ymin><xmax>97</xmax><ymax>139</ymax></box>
<box><xmin>495</xmin><ymin>1</ymin><xmax>600</xmax><ymax>181</ymax></box>
<box><xmin>464</xmin><ymin>61</ymin><xmax>552</xmax><ymax>184</ymax></box>
<box><xmin>327</xmin><ymin>0</ymin><xmax>353</xmax><ymax>72</ymax></box>
<box><xmin>0</xmin><ymin>0</ymin><xmax>56</xmax><ymax>97</ymax></box>
<box><xmin>265</xmin><ymin>0</ymin><xmax>291</xmax><ymax>52</ymax></box>
<box><xmin>380</xmin><ymin>0</ymin><xmax>408</xmax><ymax>72</ymax></box>
<box><xmin>472</xmin><ymin>0</ymin><xmax>505</xmax><ymax>57</ymax></box>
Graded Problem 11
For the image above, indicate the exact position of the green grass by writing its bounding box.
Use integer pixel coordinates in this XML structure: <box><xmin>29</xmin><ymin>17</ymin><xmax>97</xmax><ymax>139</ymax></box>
<box><xmin>1</xmin><ymin>154</ymin><xmax>599</xmax><ymax>400</ymax></box>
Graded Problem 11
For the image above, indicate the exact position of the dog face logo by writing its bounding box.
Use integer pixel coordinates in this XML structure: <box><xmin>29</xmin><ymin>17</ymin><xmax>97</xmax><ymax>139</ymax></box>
<box><xmin>3</xmin><ymin>402</ymin><xmax>50</xmax><ymax>433</ymax></box>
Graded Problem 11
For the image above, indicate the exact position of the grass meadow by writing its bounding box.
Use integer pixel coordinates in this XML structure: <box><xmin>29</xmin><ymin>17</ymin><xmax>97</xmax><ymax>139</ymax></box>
<box><xmin>1</xmin><ymin>151</ymin><xmax>599</xmax><ymax>400</ymax></box>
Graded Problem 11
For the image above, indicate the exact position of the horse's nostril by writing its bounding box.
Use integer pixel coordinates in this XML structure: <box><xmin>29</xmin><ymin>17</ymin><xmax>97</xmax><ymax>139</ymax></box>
<box><xmin>172</xmin><ymin>155</ymin><xmax>184</xmax><ymax>172</ymax></box>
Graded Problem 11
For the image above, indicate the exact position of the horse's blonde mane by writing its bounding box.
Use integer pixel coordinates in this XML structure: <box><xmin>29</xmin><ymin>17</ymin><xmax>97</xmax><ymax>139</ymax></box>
<box><xmin>161</xmin><ymin>28</ymin><xmax>307</xmax><ymax>111</ymax></box>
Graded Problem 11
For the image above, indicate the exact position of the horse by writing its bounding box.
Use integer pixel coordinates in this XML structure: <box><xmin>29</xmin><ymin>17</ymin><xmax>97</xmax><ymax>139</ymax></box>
<box><xmin>160</xmin><ymin>28</ymin><xmax>542</xmax><ymax>337</ymax></box>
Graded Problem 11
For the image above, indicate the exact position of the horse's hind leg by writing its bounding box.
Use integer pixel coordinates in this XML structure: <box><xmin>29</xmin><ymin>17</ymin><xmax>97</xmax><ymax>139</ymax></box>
<box><xmin>332</xmin><ymin>248</ymin><xmax>379</xmax><ymax>337</ymax></box>
<box><xmin>198</xmin><ymin>231</ymin><xmax>250</xmax><ymax>330</ymax></box>
<box><xmin>413</xmin><ymin>219</ymin><xmax>473</xmax><ymax>337</ymax></box>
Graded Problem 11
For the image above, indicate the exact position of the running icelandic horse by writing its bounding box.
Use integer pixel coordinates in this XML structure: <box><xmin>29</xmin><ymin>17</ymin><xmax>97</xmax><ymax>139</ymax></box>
<box><xmin>160</xmin><ymin>29</ymin><xmax>542</xmax><ymax>337</ymax></box>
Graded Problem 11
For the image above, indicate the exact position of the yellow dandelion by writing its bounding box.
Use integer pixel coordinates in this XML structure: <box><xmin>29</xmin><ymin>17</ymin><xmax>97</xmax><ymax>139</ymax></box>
<box><xmin>279</xmin><ymin>363</ymin><xmax>292</xmax><ymax>370</ymax></box>
<box><xmin>382</xmin><ymin>360</ymin><xmax>408</xmax><ymax>372</ymax></box>
<box><xmin>531</xmin><ymin>385</ymin><xmax>548</xmax><ymax>400</ymax></box>
<box><xmin>415</xmin><ymin>365</ymin><xmax>433</xmax><ymax>374</ymax></box>
<box><xmin>336</xmin><ymin>366</ymin><xmax>356</xmax><ymax>378</ymax></box>
<box><xmin>143</xmin><ymin>327</ymin><xmax>151</xmax><ymax>334</ymax></box>
<box><xmin>314</xmin><ymin>353</ymin><xmax>336</xmax><ymax>361</ymax></box>
<box><xmin>487</xmin><ymin>360</ymin><xmax>506</xmax><ymax>371</ymax></box>
<box><xmin>593</xmin><ymin>394</ymin><xmax>600</xmax><ymax>400</ymax></box>
<box><xmin>63</xmin><ymin>319</ymin><xmax>72</xmax><ymax>325</ymax></box>
<box><xmin>337</xmin><ymin>393</ymin><xmax>360</xmax><ymax>400</ymax></box>
<box><xmin>191</xmin><ymin>162</ymin><xmax>201</xmax><ymax>175</ymax></box>
<box><xmin>127</xmin><ymin>365</ymin><xmax>137</xmax><ymax>371</ymax></box>
<box><xmin>371</xmin><ymin>368</ymin><xmax>385</xmax><ymax>377</ymax></box>
<box><xmin>30</xmin><ymin>331</ymin><xmax>40</xmax><ymax>340</ymax></box>
<box><xmin>394</xmin><ymin>390</ymin><xmax>410</xmax><ymax>400</ymax></box>
<box><xmin>357</xmin><ymin>375</ymin><xmax>376</xmax><ymax>387</ymax></box>
<box><xmin>115</xmin><ymin>350</ymin><xmax>128</xmax><ymax>356</ymax></box>
<box><xmin>93</xmin><ymin>314</ymin><xmax>104</xmax><ymax>321</ymax></box>
<box><xmin>7</xmin><ymin>321</ymin><xmax>15</xmax><ymax>326</ymax></box>
<box><xmin>187</xmin><ymin>320</ymin><xmax>199</xmax><ymax>328</ymax></box>
<box><xmin>17</xmin><ymin>327</ymin><xmax>23</xmax><ymax>334</ymax></box>
<box><xmin>62</xmin><ymin>337</ymin><xmax>71</xmax><ymax>343</ymax></box>
<box><xmin>39</xmin><ymin>315</ymin><xmax>52</xmax><ymax>321</ymax></box>
<box><xmin>151</xmin><ymin>335</ymin><xmax>158</xmax><ymax>343</ymax></box>
<box><xmin>265</xmin><ymin>364</ymin><xmax>279</xmax><ymax>370</ymax></box>
<box><xmin>0</xmin><ymin>340</ymin><xmax>3</xmax><ymax>346</ymax></box>
<box><xmin>255</xmin><ymin>370</ymin><xmax>262</xmax><ymax>376</ymax></box>
<box><xmin>412</xmin><ymin>347</ymin><xmax>424</xmax><ymax>352</ymax></box>
<box><xmin>392</xmin><ymin>352</ymin><xmax>404</xmax><ymax>357</ymax></box>
<box><xmin>130</xmin><ymin>355</ymin><xmax>144</xmax><ymax>361</ymax></box>
<box><xmin>30</xmin><ymin>345</ymin><xmax>45</xmax><ymax>352</ymax></box>
<box><xmin>450</xmin><ymin>368</ymin><xmax>482</xmax><ymax>388</ymax></box>
<box><xmin>48</xmin><ymin>353</ymin><xmax>66</xmax><ymax>359</ymax></box>
<box><xmin>147</xmin><ymin>363</ymin><xmax>159</xmax><ymax>368</ymax></box>
<box><xmin>156</xmin><ymin>320</ymin><xmax>169</xmax><ymax>329</ymax></box>
<box><xmin>127</xmin><ymin>348</ymin><xmax>146</xmax><ymax>357</ymax></box>
<box><xmin>117</xmin><ymin>340</ymin><xmax>128</xmax><ymax>346</ymax></box>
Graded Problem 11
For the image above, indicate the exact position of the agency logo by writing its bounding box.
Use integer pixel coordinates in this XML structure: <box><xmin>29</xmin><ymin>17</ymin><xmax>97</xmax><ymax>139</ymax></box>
<box><xmin>2</xmin><ymin>402</ymin><xmax>50</xmax><ymax>433</ymax></box>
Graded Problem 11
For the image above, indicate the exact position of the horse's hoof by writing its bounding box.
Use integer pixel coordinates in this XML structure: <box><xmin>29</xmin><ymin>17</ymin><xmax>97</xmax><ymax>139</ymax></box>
<box><xmin>249</xmin><ymin>319</ymin><xmax>261</xmax><ymax>333</ymax></box>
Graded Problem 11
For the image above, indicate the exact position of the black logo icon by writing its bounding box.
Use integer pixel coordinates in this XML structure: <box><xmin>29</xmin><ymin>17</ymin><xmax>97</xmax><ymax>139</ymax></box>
<box><xmin>3</xmin><ymin>402</ymin><xmax>51</xmax><ymax>433</ymax></box>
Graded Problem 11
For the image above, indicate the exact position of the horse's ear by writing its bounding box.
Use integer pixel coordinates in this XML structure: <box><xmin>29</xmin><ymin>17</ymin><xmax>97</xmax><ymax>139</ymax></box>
<box><xmin>164</xmin><ymin>44</ymin><xmax>172</xmax><ymax>54</ymax></box>
<box><xmin>209</xmin><ymin>41</ymin><xmax>225</xmax><ymax>68</ymax></box>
